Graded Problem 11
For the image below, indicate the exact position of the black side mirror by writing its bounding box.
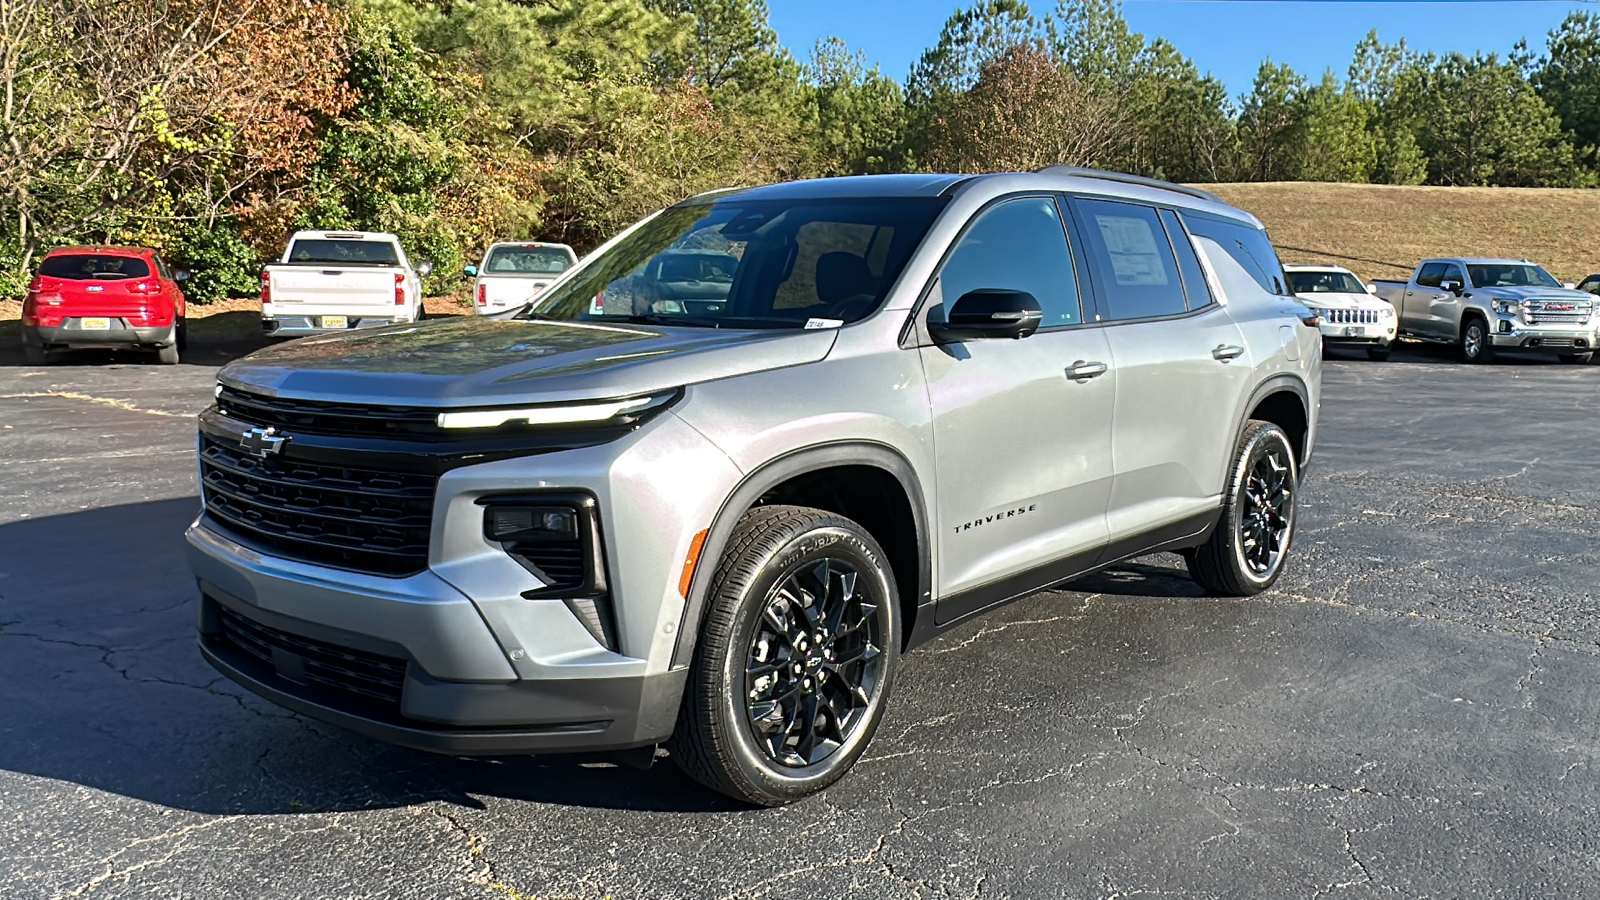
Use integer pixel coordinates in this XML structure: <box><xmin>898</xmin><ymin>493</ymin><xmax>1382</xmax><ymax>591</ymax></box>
<box><xmin>1440</xmin><ymin>278</ymin><xmax>1462</xmax><ymax>294</ymax></box>
<box><xmin>929</xmin><ymin>289</ymin><xmax>1044</xmax><ymax>343</ymax></box>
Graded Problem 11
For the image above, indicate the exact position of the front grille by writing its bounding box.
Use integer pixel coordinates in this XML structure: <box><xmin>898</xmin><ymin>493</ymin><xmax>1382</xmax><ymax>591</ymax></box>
<box><xmin>200</xmin><ymin>434</ymin><xmax>435</xmax><ymax>576</ymax></box>
<box><xmin>217</xmin><ymin>604</ymin><xmax>406</xmax><ymax>706</ymax></box>
<box><xmin>217</xmin><ymin>386</ymin><xmax>443</xmax><ymax>440</ymax></box>
<box><xmin>1322</xmin><ymin>308</ymin><xmax>1382</xmax><ymax>325</ymax></box>
<box><xmin>1524</xmin><ymin>300</ymin><xmax>1591</xmax><ymax>324</ymax></box>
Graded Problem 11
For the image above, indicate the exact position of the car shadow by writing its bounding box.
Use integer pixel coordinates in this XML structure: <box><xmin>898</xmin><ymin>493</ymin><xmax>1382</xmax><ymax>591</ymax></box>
<box><xmin>0</xmin><ymin>310</ymin><xmax>270</xmax><ymax>368</ymax></box>
<box><xmin>0</xmin><ymin>498</ymin><xmax>740</xmax><ymax>815</ymax></box>
<box><xmin>1350</xmin><ymin>340</ymin><xmax>1577</xmax><ymax>367</ymax></box>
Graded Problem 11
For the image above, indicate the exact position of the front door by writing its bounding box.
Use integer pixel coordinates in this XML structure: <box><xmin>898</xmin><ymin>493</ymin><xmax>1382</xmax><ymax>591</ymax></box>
<box><xmin>917</xmin><ymin>196</ymin><xmax>1115</xmax><ymax>623</ymax></box>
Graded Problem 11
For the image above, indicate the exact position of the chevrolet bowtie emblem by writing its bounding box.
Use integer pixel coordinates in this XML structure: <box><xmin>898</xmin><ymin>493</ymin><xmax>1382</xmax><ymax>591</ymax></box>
<box><xmin>240</xmin><ymin>426</ymin><xmax>287</xmax><ymax>458</ymax></box>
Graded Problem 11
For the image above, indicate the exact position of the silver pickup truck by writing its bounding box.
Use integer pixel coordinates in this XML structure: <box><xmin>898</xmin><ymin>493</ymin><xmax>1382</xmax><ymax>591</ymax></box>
<box><xmin>1370</xmin><ymin>258</ymin><xmax>1598</xmax><ymax>363</ymax></box>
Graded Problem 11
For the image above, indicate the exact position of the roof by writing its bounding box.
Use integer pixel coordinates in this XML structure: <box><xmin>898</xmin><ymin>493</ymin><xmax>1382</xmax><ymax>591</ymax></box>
<box><xmin>45</xmin><ymin>245</ymin><xmax>154</xmax><ymax>257</ymax></box>
<box><xmin>1284</xmin><ymin>264</ymin><xmax>1356</xmax><ymax>272</ymax></box>
<box><xmin>682</xmin><ymin>170</ymin><xmax>1256</xmax><ymax>225</ymax></box>
<box><xmin>1427</xmin><ymin>257</ymin><xmax>1540</xmax><ymax>266</ymax></box>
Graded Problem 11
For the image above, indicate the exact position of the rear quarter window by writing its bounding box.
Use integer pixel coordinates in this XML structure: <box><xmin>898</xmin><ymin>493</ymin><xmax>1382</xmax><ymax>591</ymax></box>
<box><xmin>1181</xmin><ymin>214</ymin><xmax>1289</xmax><ymax>296</ymax></box>
<box><xmin>39</xmin><ymin>255</ymin><xmax>151</xmax><ymax>280</ymax></box>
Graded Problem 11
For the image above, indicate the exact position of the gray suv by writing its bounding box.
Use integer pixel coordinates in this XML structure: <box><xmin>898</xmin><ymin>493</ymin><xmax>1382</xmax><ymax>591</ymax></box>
<box><xmin>187</xmin><ymin>168</ymin><xmax>1322</xmax><ymax>805</ymax></box>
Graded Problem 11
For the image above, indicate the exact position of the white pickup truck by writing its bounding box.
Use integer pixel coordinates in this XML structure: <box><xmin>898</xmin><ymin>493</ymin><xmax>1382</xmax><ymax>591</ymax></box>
<box><xmin>260</xmin><ymin>231</ymin><xmax>431</xmax><ymax>337</ymax></box>
<box><xmin>464</xmin><ymin>241</ymin><xmax>578</xmax><ymax>315</ymax></box>
<box><xmin>1370</xmin><ymin>258</ymin><xmax>1599</xmax><ymax>363</ymax></box>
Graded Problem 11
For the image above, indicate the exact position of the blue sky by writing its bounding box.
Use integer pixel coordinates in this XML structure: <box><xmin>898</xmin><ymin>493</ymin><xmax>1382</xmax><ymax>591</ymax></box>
<box><xmin>768</xmin><ymin>1</ymin><xmax>1585</xmax><ymax>99</ymax></box>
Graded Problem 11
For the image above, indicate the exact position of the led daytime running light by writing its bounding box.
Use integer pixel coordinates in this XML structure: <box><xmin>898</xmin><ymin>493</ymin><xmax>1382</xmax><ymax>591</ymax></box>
<box><xmin>436</xmin><ymin>396</ymin><xmax>656</xmax><ymax>429</ymax></box>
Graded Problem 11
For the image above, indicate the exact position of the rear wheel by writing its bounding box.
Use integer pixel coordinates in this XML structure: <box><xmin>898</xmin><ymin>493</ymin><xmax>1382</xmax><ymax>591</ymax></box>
<box><xmin>669</xmin><ymin>505</ymin><xmax>899</xmax><ymax>806</ymax></box>
<box><xmin>1559</xmin><ymin>352</ymin><xmax>1592</xmax><ymax>365</ymax></box>
<box><xmin>155</xmin><ymin>342</ymin><xmax>179</xmax><ymax>365</ymax></box>
<box><xmin>1460</xmin><ymin>318</ymin><xmax>1495</xmax><ymax>363</ymax></box>
<box><xmin>1186</xmin><ymin>421</ymin><xmax>1298</xmax><ymax>596</ymax></box>
<box><xmin>175</xmin><ymin>317</ymin><xmax>188</xmax><ymax>351</ymax></box>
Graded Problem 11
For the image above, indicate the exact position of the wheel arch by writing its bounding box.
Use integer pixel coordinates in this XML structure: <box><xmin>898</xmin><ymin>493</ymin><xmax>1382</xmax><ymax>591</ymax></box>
<box><xmin>1236</xmin><ymin>376</ymin><xmax>1311</xmax><ymax>471</ymax></box>
<box><xmin>670</xmin><ymin>442</ymin><xmax>931</xmax><ymax>670</ymax></box>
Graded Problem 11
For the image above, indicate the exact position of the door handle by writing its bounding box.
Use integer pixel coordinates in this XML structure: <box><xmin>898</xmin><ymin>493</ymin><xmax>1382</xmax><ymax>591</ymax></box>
<box><xmin>1212</xmin><ymin>344</ymin><xmax>1245</xmax><ymax>362</ymax></box>
<box><xmin>1065</xmin><ymin>360</ymin><xmax>1108</xmax><ymax>380</ymax></box>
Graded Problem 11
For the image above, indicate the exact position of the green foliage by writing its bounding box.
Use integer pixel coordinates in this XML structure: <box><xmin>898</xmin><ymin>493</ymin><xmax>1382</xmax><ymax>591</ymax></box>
<box><xmin>804</xmin><ymin>38</ymin><xmax>906</xmax><ymax>176</ymax></box>
<box><xmin>170</xmin><ymin>222</ymin><xmax>262</xmax><ymax>304</ymax></box>
<box><xmin>1533</xmin><ymin>12</ymin><xmax>1600</xmax><ymax>159</ymax></box>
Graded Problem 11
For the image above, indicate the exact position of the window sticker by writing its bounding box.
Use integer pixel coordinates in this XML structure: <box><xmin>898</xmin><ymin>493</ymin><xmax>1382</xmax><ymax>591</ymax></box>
<box><xmin>1094</xmin><ymin>215</ymin><xmax>1169</xmax><ymax>286</ymax></box>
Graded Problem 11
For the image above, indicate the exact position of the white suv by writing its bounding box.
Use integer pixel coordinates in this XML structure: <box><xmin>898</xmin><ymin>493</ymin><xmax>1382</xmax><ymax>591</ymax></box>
<box><xmin>1285</xmin><ymin>264</ymin><xmax>1398</xmax><ymax>360</ymax></box>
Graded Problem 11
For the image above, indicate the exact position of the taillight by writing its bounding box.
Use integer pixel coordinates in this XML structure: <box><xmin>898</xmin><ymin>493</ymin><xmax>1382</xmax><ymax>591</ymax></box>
<box><xmin>477</xmin><ymin>283</ymin><xmax>486</xmax><ymax>306</ymax></box>
<box><xmin>128</xmin><ymin>280</ymin><xmax>158</xmax><ymax>294</ymax></box>
<box><xmin>395</xmin><ymin>273</ymin><xmax>406</xmax><ymax>305</ymax></box>
<box><xmin>259</xmin><ymin>271</ymin><xmax>271</xmax><ymax>304</ymax></box>
<box><xmin>21</xmin><ymin>295</ymin><xmax>37</xmax><ymax>327</ymax></box>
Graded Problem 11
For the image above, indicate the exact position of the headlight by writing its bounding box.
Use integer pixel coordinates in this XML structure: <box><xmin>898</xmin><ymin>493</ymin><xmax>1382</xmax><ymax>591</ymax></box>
<box><xmin>435</xmin><ymin>389</ymin><xmax>679</xmax><ymax>430</ymax></box>
<box><xmin>1492</xmin><ymin>299</ymin><xmax>1520</xmax><ymax>315</ymax></box>
<box><xmin>1378</xmin><ymin>305</ymin><xmax>1395</xmax><ymax>319</ymax></box>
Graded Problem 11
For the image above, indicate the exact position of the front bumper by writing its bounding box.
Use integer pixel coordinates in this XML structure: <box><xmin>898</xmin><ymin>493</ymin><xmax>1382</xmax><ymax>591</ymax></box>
<box><xmin>198</xmin><ymin>583</ymin><xmax>684</xmax><ymax>754</ymax></box>
<box><xmin>262</xmin><ymin>314</ymin><xmax>412</xmax><ymax>336</ymax></box>
<box><xmin>25</xmin><ymin>320</ymin><xmax>176</xmax><ymax>349</ymax></box>
<box><xmin>1489</xmin><ymin>320</ymin><xmax>1597</xmax><ymax>351</ymax></box>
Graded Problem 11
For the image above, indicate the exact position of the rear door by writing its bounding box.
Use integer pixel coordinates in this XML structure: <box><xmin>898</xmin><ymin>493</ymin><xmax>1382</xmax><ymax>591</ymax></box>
<box><xmin>918</xmin><ymin>195</ymin><xmax>1115</xmax><ymax>622</ymax></box>
<box><xmin>1071</xmin><ymin>199</ymin><xmax>1254</xmax><ymax>546</ymax></box>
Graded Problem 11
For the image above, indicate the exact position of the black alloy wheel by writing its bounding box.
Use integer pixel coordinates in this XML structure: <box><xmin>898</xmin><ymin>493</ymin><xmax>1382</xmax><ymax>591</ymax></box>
<box><xmin>1186</xmin><ymin>420</ymin><xmax>1299</xmax><ymax>596</ymax></box>
<box><xmin>669</xmin><ymin>505</ymin><xmax>899</xmax><ymax>806</ymax></box>
<box><xmin>1236</xmin><ymin>441</ymin><xmax>1294</xmax><ymax>578</ymax></box>
<box><xmin>744</xmin><ymin>557</ymin><xmax>885</xmax><ymax>769</ymax></box>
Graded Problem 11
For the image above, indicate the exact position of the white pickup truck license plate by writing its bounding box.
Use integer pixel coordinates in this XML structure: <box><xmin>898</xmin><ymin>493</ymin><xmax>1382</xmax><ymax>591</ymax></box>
<box><xmin>80</xmin><ymin>317</ymin><xmax>111</xmax><ymax>331</ymax></box>
<box><xmin>321</xmin><ymin>316</ymin><xmax>348</xmax><ymax>329</ymax></box>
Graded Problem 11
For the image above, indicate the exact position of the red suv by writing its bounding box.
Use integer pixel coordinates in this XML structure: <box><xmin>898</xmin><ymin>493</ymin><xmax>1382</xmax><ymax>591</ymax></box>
<box><xmin>20</xmin><ymin>246</ymin><xmax>189</xmax><ymax>365</ymax></box>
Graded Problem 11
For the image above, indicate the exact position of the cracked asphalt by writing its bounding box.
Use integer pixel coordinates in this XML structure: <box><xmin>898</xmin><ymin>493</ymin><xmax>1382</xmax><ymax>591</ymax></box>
<box><xmin>3</xmin><ymin>337</ymin><xmax>1600</xmax><ymax>899</ymax></box>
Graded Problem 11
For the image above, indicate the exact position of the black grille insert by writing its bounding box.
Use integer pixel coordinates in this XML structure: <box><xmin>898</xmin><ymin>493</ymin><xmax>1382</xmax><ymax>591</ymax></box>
<box><xmin>217</xmin><ymin>604</ymin><xmax>407</xmax><ymax>706</ymax></box>
<box><xmin>200</xmin><ymin>434</ymin><xmax>435</xmax><ymax>577</ymax></box>
<box><xmin>217</xmin><ymin>386</ymin><xmax>443</xmax><ymax>440</ymax></box>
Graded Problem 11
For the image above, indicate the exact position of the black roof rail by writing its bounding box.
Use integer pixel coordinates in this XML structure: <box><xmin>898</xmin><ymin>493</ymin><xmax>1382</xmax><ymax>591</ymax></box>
<box><xmin>1033</xmin><ymin>166</ymin><xmax>1223</xmax><ymax>204</ymax></box>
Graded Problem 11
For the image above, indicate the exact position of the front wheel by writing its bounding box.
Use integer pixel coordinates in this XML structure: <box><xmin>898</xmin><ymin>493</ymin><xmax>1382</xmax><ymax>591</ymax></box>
<box><xmin>1559</xmin><ymin>352</ymin><xmax>1592</xmax><ymax>365</ymax></box>
<box><xmin>668</xmin><ymin>505</ymin><xmax>900</xmax><ymax>806</ymax></box>
<box><xmin>1186</xmin><ymin>420</ymin><xmax>1298</xmax><ymax>596</ymax></box>
<box><xmin>1461</xmin><ymin>318</ymin><xmax>1495</xmax><ymax>363</ymax></box>
<box><xmin>1366</xmin><ymin>346</ymin><xmax>1391</xmax><ymax>361</ymax></box>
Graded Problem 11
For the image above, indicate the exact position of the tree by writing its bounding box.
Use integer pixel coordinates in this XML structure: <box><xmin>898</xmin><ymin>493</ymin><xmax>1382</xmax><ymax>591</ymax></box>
<box><xmin>646</xmin><ymin>0</ymin><xmax>800</xmax><ymax>114</ymax></box>
<box><xmin>920</xmin><ymin>44</ymin><xmax>1129</xmax><ymax>174</ymax></box>
<box><xmin>1532</xmin><ymin>11</ymin><xmax>1600</xmax><ymax>162</ymax></box>
<box><xmin>1298</xmin><ymin>72</ymin><xmax>1376</xmax><ymax>182</ymax></box>
<box><xmin>803</xmin><ymin>38</ymin><xmax>906</xmax><ymax>177</ymax></box>
<box><xmin>1236</xmin><ymin>61</ymin><xmax>1307</xmax><ymax>182</ymax></box>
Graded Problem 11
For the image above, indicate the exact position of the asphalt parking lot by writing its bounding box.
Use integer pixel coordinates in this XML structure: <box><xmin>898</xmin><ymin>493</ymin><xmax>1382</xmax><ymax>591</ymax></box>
<box><xmin>3</xmin><ymin>337</ymin><xmax>1600</xmax><ymax>899</ymax></box>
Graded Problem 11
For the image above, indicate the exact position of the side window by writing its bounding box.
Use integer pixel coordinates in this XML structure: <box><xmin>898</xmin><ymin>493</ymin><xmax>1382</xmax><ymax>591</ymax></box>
<box><xmin>1580</xmin><ymin>277</ymin><xmax>1600</xmax><ymax>295</ymax></box>
<box><xmin>1414</xmin><ymin>263</ymin><xmax>1445</xmax><ymax>288</ymax></box>
<box><xmin>1158</xmin><ymin>208</ymin><xmax>1213</xmax><ymax>310</ymax></box>
<box><xmin>1074</xmin><ymin>199</ymin><xmax>1187</xmax><ymax>321</ymax></box>
<box><xmin>1441</xmin><ymin>264</ymin><xmax>1465</xmax><ymax>287</ymax></box>
<box><xmin>1181</xmin><ymin>213</ymin><xmax>1289</xmax><ymax>296</ymax></box>
<box><xmin>937</xmin><ymin>196</ymin><xmax>1082</xmax><ymax>328</ymax></box>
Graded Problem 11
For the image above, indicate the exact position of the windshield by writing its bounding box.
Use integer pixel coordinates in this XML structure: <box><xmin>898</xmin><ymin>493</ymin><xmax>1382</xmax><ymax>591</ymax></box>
<box><xmin>285</xmin><ymin>239</ymin><xmax>400</xmax><ymax>267</ymax></box>
<box><xmin>1286</xmin><ymin>270</ymin><xmax>1366</xmax><ymax>295</ymax></box>
<box><xmin>520</xmin><ymin>197</ymin><xmax>947</xmax><ymax>329</ymax></box>
<box><xmin>39</xmin><ymin>254</ymin><xmax>150</xmax><ymax>280</ymax></box>
<box><xmin>1467</xmin><ymin>264</ymin><xmax>1561</xmax><ymax>289</ymax></box>
<box><xmin>484</xmin><ymin>245</ymin><xmax>573</xmax><ymax>275</ymax></box>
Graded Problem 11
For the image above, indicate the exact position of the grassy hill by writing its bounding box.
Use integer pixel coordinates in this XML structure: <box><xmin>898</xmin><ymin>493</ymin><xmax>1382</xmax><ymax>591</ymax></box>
<box><xmin>1203</xmin><ymin>182</ymin><xmax>1600</xmax><ymax>284</ymax></box>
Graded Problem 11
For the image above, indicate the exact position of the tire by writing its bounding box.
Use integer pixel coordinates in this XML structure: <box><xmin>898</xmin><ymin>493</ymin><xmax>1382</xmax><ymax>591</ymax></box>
<box><xmin>1186</xmin><ymin>421</ymin><xmax>1299</xmax><ymax>597</ymax></box>
<box><xmin>1460</xmin><ymin>317</ymin><xmax>1495</xmax><ymax>363</ymax></box>
<box><xmin>156</xmin><ymin>342</ymin><xmax>179</xmax><ymax>365</ymax></box>
<box><xmin>1366</xmin><ymin>346</ymin><xmax>1391</xmax><ymax>361</ymax></box>
<box><xmin>668</xmin><ymin>505</ymin><xmax>900</xmax><ymax>806</ymax></box>
<box><xmin>1559</xmin><ymin>352</ymin><xmax>1592</xmax><ymax>365</ymax></box>
<box><xmin>22</xmin><ymin>342</ymin><xmax>51</xmax><ymax>365</ymax></box>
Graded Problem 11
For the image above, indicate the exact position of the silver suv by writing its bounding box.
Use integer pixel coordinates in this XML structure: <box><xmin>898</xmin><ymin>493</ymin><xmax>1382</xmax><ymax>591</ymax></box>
<box><xmin>187</xmin><ymin>168</ymin><xmax>1321</xmax><ymax>805</ymax></box>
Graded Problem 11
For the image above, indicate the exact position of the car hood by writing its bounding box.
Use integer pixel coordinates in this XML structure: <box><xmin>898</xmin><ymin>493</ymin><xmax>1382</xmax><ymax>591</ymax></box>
<box><xmin>1471</xmin><ymin>285</ymin><xmax>1595</xmax><ymax>302</ymax></box>
<box><xmin>1294</xmin><ymin>292</ymin><xmax>1391</xmax><ymax>310</ymax></box>
<box><xmin>219</xmin><ymin>316</ymin><xmax>839</xmax><ymax>406</ymax></box>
